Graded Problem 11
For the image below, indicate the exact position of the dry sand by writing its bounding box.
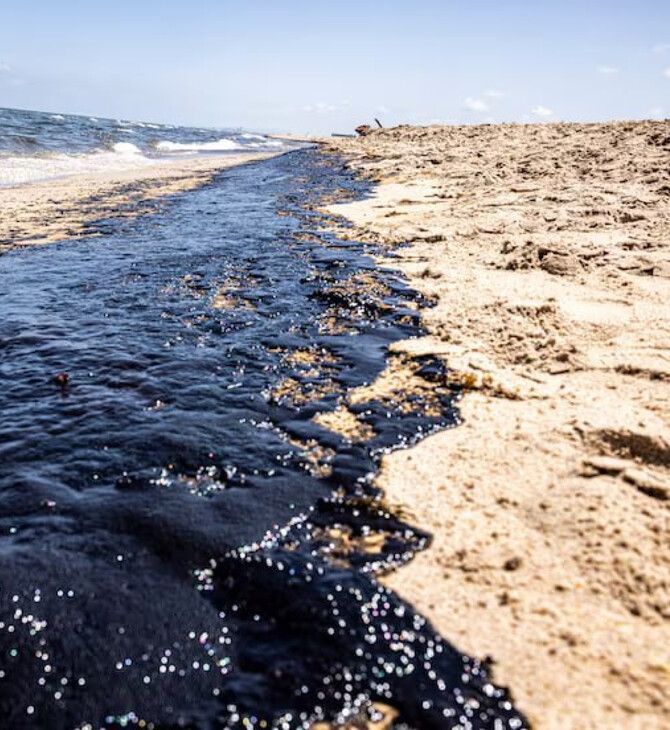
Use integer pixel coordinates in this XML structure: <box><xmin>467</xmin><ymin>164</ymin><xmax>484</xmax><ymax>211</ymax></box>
<box><xmin>322</xmin><ymin>122</ymin><xmax>670</xmax><ymax>729</ymax></box>
<box><xmin>0</xmin><ymin>151</ymin><xmax>284</xmax><ymax>253</ymax></box>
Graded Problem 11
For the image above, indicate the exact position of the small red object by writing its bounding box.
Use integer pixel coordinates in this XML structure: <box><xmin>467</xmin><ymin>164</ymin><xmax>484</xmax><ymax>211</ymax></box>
<box><xmin>53</xmin><ymin>372</ymin><xmax>69</xmax><ymax>387</ymax></box>
<box><xmin>355</xmin><ymin>124</ymin><xmax>373</xmax><ymax>137</ymax></box>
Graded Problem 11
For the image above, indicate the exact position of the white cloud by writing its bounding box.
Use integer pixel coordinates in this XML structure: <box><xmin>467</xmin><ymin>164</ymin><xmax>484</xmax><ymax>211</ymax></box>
<box><xmin>597</xmin><ymin>65</ymin><xmax>619</xmax><ymax>75</ymax></box>
<box><xmin>463</xmin><ymin>96</ymin><xmax>489</xmax><ymax>112</ymax></box>
<box><xmin>484</xmin><ymin>90</ymin><xmax>504</xmax><ymax>99</ymax></box>
<box><xmin>532</xmin><ymin>105</ymin><xmax>554</xmax><ymax>117</ymax></box>
<box><xmin>649</xmin><ymin>107</ymin><xmax>665</xmax><ymax>118</ymax></box>
<box><xmin>664</xmin><ymin>68</ymin><xmax>670</xmax><ymax>79</ymax></box>
<box><xmin>299</xmin><ymin>102</ymin><xmax>339</xmax><ymax>114</ymax></box>
<box><xmin>652</xmin><ymin>43</ymin><xmax>670</xmax><ymax>55</ymax></box>
<box><xmin>0</xmin><ymin>60</ymin><xmax>11</xmax><ymax>72</ymax></box>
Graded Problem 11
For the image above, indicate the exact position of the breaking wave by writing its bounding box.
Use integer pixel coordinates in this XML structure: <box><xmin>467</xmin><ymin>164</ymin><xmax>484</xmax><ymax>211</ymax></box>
<box><xmin>156</xmin><ymin>138</ymin><xmax>243</xmax><ymax>153</ymax></box>
<box><xmin>0</xmin><ymin>106</ymin><xmax>298</xmax><ymax>187</ymax></box>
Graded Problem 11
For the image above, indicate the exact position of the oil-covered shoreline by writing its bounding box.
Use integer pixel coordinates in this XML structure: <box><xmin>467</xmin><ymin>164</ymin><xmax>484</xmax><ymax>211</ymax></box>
<box><xmin>0</xmin><ymin>150</ymin><xmax>528</xmax><ymax>728</ymax></box>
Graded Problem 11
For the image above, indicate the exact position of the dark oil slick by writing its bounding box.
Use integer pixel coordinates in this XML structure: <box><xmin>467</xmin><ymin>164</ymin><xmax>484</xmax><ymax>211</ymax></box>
<box><xmin>0</xmin><ymin>150</ymin><xmax>529</xmax><ymax>729</ymax></box>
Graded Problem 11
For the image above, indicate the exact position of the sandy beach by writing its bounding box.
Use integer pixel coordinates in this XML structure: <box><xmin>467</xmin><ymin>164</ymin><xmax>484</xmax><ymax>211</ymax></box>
<box><xmin>0</xmin><ymin>151</ymin><xmax>286</xmax><ymax>253</ymax></box>
<box><xmin>322</xmin><ymin>121</ymin><xmax>670</xmax><ymax>728</ymax></box>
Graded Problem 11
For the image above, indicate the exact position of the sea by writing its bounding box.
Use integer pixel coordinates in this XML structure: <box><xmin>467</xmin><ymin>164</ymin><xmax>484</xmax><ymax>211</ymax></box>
<box><xmin>0</xmin><ymin>106</ymin><xmax>291</xmax><ymax>187</ymax></box>
<box><xmin>0</xmin><ymin>108</ymin><xmax>528</xmax><ymax>728</ymax></box>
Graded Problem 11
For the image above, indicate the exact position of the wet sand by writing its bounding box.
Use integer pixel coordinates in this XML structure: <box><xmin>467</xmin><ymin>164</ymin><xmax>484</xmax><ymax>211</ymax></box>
<box><xmin>323</xmin><ymin>122</ymin><xmax>670</xmax><ymax>729</ymax></box>
<box><xmin>0</xmin><ymin>151</ymin><xmax>285</xmax><ymax>253</ymax></box>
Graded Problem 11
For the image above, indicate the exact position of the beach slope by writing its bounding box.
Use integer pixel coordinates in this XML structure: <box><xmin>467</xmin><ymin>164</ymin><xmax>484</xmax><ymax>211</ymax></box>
<box><xmin>323</xmin><ymin>121</ymin><xmax>670</xmax><ymax>729</ymax></box>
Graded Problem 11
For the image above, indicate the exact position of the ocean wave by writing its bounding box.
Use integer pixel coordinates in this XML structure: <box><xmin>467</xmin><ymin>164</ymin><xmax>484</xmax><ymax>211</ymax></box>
<box><xmin>156</xmin><ymin>138</ymin><xmax>244</xmax><ymax>153</ymax></box>
<box><xmin>155</xmin><ymin>136</ymin><xmax>285</xmax><ymax>154</ymax></box>
<box><xmin>246</xmin><ymin>139</ymin><xmax>284</xmax><ymax>149</ymax></box>
<box><xmin>111</xmin><ymin>141</ymin><xmax>143</xmax><ymax>155</ymax></box>
<box><xmin>0</xmin><ymin>107</ymin><xmax>295</xmax><ymax>187</ymax></box>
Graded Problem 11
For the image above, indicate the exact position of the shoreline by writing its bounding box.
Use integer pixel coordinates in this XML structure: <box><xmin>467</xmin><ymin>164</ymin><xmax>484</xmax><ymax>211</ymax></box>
<box><xmin>0</xmin><ymin>151</ymin><xmax>287</xmax><ymax>254</ymax></box>
<box><xmin>2</xmin><ymin>123</ymin><xmax>667</xmax><ymax>725</ymax></box>
<box><xmin>322</xmin><ymin>121</ymin><xmax>670</xmax><ymax>729</ymax></box>
<box><xmin>0</xmin><ymin>147</ymin><xmax>530</xmax><ymax>728</ymax></box>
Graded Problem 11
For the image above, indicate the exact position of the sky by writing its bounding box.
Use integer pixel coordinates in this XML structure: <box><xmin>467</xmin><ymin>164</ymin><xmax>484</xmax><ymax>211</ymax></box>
<box><xmin>0</xmin><ymin>0</ymin><xmax>669</xmax><ymax>133</ymax></box>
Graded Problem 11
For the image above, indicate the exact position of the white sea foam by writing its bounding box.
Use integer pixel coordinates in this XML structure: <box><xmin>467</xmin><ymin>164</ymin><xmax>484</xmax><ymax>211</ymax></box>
<box><xmin>111</xmin><ymin>142</ymin><xmax>143</xmax><ymax>155</ymax></box>
<box><xmin>156</xmin><ymin>138</ymin><xmax>243</xmax><ymax>153</ymax></box>
<box><xmin>245</xmin><ymin>140</ymin><xmax>283</xmax><ymax>149</ymax></box>
<box><xmin>239</xmin><ymin>133</ymin><xmax>284</xmax><ymax>149</ymax></box>
<box><xmin>0</xmin><ymin>147</ymin><xmax>155</xmax><ymax>187</ymax></box>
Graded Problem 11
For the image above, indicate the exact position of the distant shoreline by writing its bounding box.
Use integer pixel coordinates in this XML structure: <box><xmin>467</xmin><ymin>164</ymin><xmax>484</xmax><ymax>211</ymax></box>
<box><xmin>267</xmin><ymin>133</ymin><xmax>323</xmax><ymax>144</ymax></box>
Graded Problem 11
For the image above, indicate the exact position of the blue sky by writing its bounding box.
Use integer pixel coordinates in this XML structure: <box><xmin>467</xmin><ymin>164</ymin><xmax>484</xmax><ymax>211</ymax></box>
<box><xmin>0</xmin><ymin>1</ymin><xmax>668</xmax><ymax>132</ymax></box>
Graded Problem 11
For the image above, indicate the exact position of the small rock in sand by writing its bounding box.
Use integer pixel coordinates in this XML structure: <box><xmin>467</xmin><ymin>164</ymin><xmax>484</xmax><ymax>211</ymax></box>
<box><xmin>582</xmin><ymin>456</ymin><xmax>634</xmax><ymax>476</ymax></box>
<box><xmin>503</xmin><ymin>557</ymin><xmax>523</xmax><ymax>571</ymax></box>
<box><xmin>540</xmin><ymin>252</ymin><xmax>582</xmax><ymax>276</ymax></box>
<box><xmin>622</xmin><ymin>468</ymin><xmax>669</xmax><ymax>501</ymax></box>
